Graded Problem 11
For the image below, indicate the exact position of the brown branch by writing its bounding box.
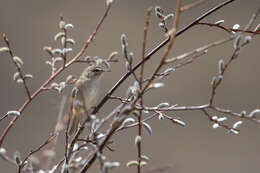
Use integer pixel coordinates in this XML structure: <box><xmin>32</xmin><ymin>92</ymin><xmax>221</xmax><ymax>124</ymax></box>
<box><xmin>109</xmin><ymin>95</ymin><xmax>260</xmax><ymax>125</ymax></box>
<box><xmin>18</xmin><ymin>133</ymin><xmax>57</xmax><ymax>173</ymax></box>
<box><xmin>166</xmin><ymin>35</ymin><xmax>235</xmax><ymax>64</ymax></box>
<box><xmin>0</xmin><ymin>114</ymin><xmax>9</xmax><ymax>123</ymax></box>
<box><xmin>117</xmin><ymin>101</ymin><xmax>260</xmax><ymax>130</ymax></box>
<box><xmin>117</xmin><ymin>113</ymin><xmax>158</xmax><ymax>132</ymax></box>
<box><xmin>136</xmin><ymin>7</ymin><xmax>152</xmax><ymax>173</ymax></box>
<box><xmin>122</xmin><ymin>100</ymin><xmax>259</xmax><ymax>124</ymax></box>
<box><xmin>172</xmin><ymin>50</ymin><xmax>207</xmax><ymax>69</ymax></box>
<box><xmin>201</xmin><ymin>109</ymin><xmax>234</xmax><ymax>132</ymax></box>
<box><xmin>61</xmin><ymin>16</ymin><xmax>68</xmax><ymax>67</ymax></box>
<box><xmin>210</xmin><ymin>106</ymin><xmax>260</xmax><ymax>124</ymax></box>
<box><xmin>197</xmin><ymin>22</ymin><xmax>260</xmax><ymax>35</ymax></box>
<box><xmin>244</xmin><ymin>7</ymin><xmax>260</xmax><ymax>31</ymax></box>
<box><xmin>209</xmin><ymin>47</ymin><xmax>238</xmax><ymax>105</ymax></box>
<box><xmin>3</xmin><ymin>34</ymin><xmax>31</xmax><ymax>100</ymax></box>
<box><xmin>181</xmin><ymin>0</ymin><xmax>209</xmax><ymax>12</ymax></box>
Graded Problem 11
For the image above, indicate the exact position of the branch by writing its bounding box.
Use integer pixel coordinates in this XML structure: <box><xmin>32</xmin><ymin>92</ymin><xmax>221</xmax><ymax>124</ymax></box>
<box><xmin>165</xmin><ymin>35</ymin><xmax>235</xmax><ymax>64</ymax></box>
<box><xmin>137</xmin><ymin>7</ymin><xmax>152</xmax><ymax>173</ymax></box>
<box><xmin>197</xmin><ymin>22</ymin><xmax>260</xmax><ymax>35</ymax></box>
<box><xmin>181</xmin><ymin>0</ymin><xmax>209</xmax><ymax>12</ymax></box>
<box><xmin>18</xmin><ymin>133</ymin><xmax>57</xmax><ymax>173</ymax></box>
<box><xmin>3</xmin><ymin>34</ymin><xmax>31</xmax><ymax>99</ymax></box>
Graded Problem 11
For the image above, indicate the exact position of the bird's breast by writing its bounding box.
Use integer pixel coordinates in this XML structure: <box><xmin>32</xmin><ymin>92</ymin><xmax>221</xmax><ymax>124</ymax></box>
<box><xmin>81</xmin><ymin>79</ymin><xmax>100</xmax><ymax>108</ymax></box>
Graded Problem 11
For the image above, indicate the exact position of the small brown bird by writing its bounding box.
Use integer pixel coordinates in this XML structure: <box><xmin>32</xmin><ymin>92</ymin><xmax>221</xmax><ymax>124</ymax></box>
<box><xmin>69</xmin><ymin>65</ymin><xmax>105</xmax><ymax>135</ymax></box>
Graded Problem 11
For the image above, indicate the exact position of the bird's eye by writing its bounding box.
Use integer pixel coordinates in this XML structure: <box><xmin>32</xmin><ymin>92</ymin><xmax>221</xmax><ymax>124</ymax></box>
<box><xmin>92</xmin><ymin>68</ymin><xmax>102</xmax><ymax>73</ymax></box>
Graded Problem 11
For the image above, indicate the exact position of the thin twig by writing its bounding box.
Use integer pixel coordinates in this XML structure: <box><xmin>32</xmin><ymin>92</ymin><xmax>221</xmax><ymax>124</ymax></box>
<box><xmin>18</xmin><ymin>133</ymin><xmax>57</xmax><ymax>173</ymax></box>
<box><xmin>137</xmin><ymin>7</ymin><xmax>152</xmax><ymax>173</ymax></box>
<box><xmin>209</xmin><ymin>46</ymin><xmax>238</xmax><ymax>105</ymax></box>
<box><xmin>117</xmin><ymin>113</ymin><xmax>158</xmax><ymax>131</ymax></box>
<box><xmin>172</xmin><ymin>50</ymin><xmax>208</xmax><ymax>69</ymax></box>
<box><xmin>3</xmin><ymin>34</ymin><xmax>31</xmax><ymax>100</ymax></box>
<box><xmin>109</xmin><ymin>94</ymin><xmax>260</xmax><ymax>124</ymax></box>
<box><xmin>197</xmin><ymin>22</ymin><xmax>260</xmax><ymax>35</ymax></box>
<box><xmin>201</xmin><ymin>109</ymin><xmax>234</xmax><ymax>131</ymax></box>
<box><xmin>61</xmin><ymin>16</ymin><xmax>68</xmax><ymax>67</ymax></box>
<box><xmin>0</xmin><ymin>114</ymin><xmax>9</xmax><ymax>122</ymax></box>
<box><xmin>181</xmin><ymin>0</ymin><xmax>209</xmax><ymax>12</ymax></box>
<box><xmin>112</xmin><ymin>97</ymin><xmax>260</xmax><ymax>125</ymax></box>
<box><xmin>210</xmin><ymin>106</ymin><xmax>260</xmax><ymax>124</ymax></box>
<box><xmin>244</xmin><ymin>7</ymin><xmax>260</xmax><ymax>31</ymax></box>
<box><xmin>166</xmin><ymin>35</ymin><xmax>235</xmax><ymax>64</ymax></box>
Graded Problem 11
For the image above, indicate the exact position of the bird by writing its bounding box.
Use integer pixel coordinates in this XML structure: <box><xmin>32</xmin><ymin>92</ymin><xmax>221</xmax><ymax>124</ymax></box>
<box><xmin>69</xmin><ymin>65</ymin><xmax>105</xmax><ymax>135</ymax></box>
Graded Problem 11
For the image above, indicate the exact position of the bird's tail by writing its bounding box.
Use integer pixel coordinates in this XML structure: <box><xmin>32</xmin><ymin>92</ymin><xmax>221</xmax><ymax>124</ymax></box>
<box><xmin>69</xmin><ymin>108</ymin><xmax>81</xmax><ymax>136</ymax></box>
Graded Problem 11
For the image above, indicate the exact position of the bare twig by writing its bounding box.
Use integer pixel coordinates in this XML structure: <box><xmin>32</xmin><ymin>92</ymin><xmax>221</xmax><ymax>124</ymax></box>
<box><xmin>117</xmin><ymin>113</ymin><xmax>158</xmax><ymax>131</ymax></box>
<box><xmin>136</xmin><ymin>7</ymin><xmax>152</xmax><ymax>173</ymax></box>
<box><xmin>166</xmin><ymin>35</ymin><xmax>235</xmax><ymax>64</ymax></box>
<box><xmin>0</xmin><ymin>114</ymin><xmax>9</xmax><ymax>123</ymax></box>
<box><xmin>181</xmin><ymin>0</ymin><xmax>209</xmax><ymax>12</ymax></box>
<box><xmin>197</xmin><ymin>22</ymin><xmax>260</xmax><ymax>35</ymax></box>
<box><xmin>201</xmin><ymin>109</ymin><xmax>234</xmax><ymax>131</ymax></box>
<box><xmin>61</xmin><ymin>16</ymin><xmax>68</xmax><ymax>67</ymax></box>
<box><xmin>110</xmin><ymin>95</ymin><xmax>260</xmax><ymax>125</ymax></box>
<box><xmin>209</xmin><ymin>46</ymin><xmax>238</xmax><ymax>105</ymax></box>
<box><xmin>172</xmin><ymin>50</ymin><xmax>208</xmax><ymax>69</ymax></box>
<box><xmin>3</xmin><ymin>34</ymin><xmax>31</xmax><ymax>100</ymax></box>
<box><xmin>18</xmin><ymin>133</ymin><xmax>57</xmax><ymax>173</ymax></box>
<box><xmin>244</xmin><ymin>7</ymin><xmax>260</xmax><ymax>31</ymax></box>
<box><xmin>210</xmin><ymin>106</ymin><xmax>260</xmax><ymax>124</ymax></box>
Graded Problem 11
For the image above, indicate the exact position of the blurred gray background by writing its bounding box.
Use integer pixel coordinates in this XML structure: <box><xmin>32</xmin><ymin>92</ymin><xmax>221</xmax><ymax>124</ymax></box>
<box><xmin>0</xmin><ymin>0</ymin><xmax>260</xmax><ymax>172</ymax></box>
